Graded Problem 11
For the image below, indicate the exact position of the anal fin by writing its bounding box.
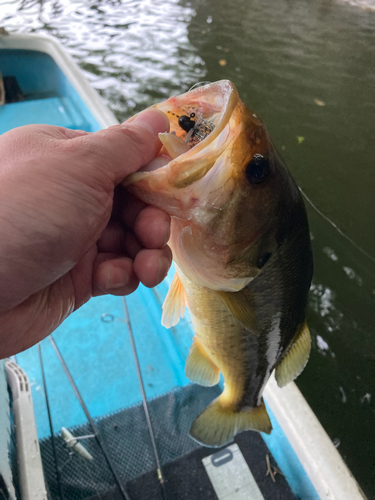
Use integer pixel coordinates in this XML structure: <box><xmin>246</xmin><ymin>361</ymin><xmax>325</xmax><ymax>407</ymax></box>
<box><xmin>185</xmin><ymin>338</ymin><xmax>220</xmax><ymax>387</ymax></box>
<box><xmin>161</xmin><ymin>272</ymin><xmax>187</xmax><ymax>328</ymax></box>
<box><xmin>190</xmin><ymin>397</ymin><xmax>272</xmax><ymax>448</ymax></box>
<box><xmin>275</xmin><ymin>321</ymin><xmax>311</xmax><ymax>388</ymax></box>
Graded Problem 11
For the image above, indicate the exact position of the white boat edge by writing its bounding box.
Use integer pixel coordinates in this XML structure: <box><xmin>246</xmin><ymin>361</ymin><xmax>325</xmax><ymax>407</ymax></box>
<box><xmin>5</xmin><ymin>360</ymin><xmax>47</xmax><ymax>500</ymax></box>
<box><xmin>264</xmin><ymin>374</ymin><xmax>366</xmax><ymax>500</ymax></box>
<box><xmin>0</xmin><ymin>30</ymin><xmax>367</xmax><ymax>500</ymax></box>
<box><xmin>0</xmin><ymin>30</ymin><xmax>119</xmax><ymax>129</ymax></box>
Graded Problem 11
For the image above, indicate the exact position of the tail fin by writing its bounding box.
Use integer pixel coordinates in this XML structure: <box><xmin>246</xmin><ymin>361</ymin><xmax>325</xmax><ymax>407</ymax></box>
<box><xmin>189</xmin><ymin>397</ymin><xmax>272</xmax><ymax>447</ymax></box>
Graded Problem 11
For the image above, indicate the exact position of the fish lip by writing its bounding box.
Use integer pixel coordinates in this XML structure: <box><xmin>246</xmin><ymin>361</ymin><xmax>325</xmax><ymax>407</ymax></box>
<box><xmin>124</xmin><ymin>80</ymin><xmax>239</xmax><ymax>189</ymax></box>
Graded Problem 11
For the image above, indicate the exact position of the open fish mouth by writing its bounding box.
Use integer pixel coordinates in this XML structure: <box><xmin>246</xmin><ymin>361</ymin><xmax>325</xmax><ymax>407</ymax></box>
<box><xmin>124</xmin><ymin>80</ymin><xmax>240</xmax><ymax>190</ymax></box>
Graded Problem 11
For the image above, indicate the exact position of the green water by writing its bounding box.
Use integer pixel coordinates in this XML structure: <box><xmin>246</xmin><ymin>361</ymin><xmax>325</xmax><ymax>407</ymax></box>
<box><xmin>1</xmin><ymin>0</ymin><xmax>375</xmax><ymax>496</ymax></box>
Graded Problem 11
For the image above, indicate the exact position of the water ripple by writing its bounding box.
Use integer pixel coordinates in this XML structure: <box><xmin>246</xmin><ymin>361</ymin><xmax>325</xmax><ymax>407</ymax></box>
<box><xmin>1</xmin><ymin>0</ymin><xmax>206</xmax><ymax>119</ymax></box>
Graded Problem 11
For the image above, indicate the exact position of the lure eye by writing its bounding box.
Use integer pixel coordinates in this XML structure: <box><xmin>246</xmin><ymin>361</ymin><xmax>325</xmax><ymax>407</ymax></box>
<box><xmin>178</xmin><ymin>115</ymin><xmax>195</xmax><ymax>133</ymax></box>
<box><xmin>245</xmin><ymin>154</ymin><xmax>270</xmax><ymax>184</ymax></box>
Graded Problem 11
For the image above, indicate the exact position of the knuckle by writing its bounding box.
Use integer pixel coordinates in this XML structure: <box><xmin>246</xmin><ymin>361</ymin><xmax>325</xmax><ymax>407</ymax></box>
<box><xmin>0</xmin><ymin>125</ymin><xmax>59</xmax><ymax>167</ymax></box>
<box><xmin>119</xmin><ymin>125</ymin><xmax>149</xmax><ymax>157</ymax></box>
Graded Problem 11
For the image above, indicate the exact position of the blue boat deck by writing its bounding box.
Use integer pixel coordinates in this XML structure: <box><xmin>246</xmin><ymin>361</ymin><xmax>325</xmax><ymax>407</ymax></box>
<box><xmin>0</xmin><ymin>50</ymin><xmax>101</xmax><ymax>133</ymax></box>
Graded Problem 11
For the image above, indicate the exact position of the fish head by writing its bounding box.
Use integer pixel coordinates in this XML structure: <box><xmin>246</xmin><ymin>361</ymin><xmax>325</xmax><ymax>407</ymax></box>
<box><xmin>124</xmin><ymin>80</ymin><xmax>305</xmax><ymax>291</ymax></box>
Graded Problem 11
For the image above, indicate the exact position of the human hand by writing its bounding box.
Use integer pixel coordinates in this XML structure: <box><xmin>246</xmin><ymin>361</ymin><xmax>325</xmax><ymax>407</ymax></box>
<box><xmin>0</xmin><ymin>109</ymin><xmax>172</xmax><ymax>357</ymax></box>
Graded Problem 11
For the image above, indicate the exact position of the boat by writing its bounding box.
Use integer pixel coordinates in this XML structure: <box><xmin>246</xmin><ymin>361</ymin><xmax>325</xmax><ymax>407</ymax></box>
<box><xmin>0</xmin><ymin>31</ymin><xmax>366</xmax><ymax>500</ymax></box>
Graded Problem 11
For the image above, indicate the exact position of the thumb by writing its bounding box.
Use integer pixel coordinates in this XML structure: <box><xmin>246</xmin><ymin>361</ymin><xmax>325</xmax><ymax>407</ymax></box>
<box><xmin>73</xmin><ymin>108</ymin><xmax>170</xmax><ymax>183</ymax></box>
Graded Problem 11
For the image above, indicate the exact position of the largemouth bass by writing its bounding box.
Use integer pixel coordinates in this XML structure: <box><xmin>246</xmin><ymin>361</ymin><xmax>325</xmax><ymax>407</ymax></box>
<box><xmin>124</xmin><ymin>80</ymin><xmax>313</xmax><ymax>447</ymax></box>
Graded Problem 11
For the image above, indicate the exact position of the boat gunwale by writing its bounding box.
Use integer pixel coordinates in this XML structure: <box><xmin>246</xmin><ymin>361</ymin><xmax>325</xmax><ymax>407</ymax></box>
<box><xmin>0</xmin><ymin>32</ymin><xmax>118</xmax><ymax>129</ymax></box>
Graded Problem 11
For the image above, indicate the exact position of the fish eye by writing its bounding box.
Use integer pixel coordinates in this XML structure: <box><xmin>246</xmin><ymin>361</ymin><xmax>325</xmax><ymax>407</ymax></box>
<box><xmin>178</xmin><ymin>115</ymin><xmax>195</xmax><ymax>133</ymax></box>
<box><xmin>245</xmin><ymin>154</ymin><xmax>270</xmax><ymax>184</ymax></box>
<box><xmin>257</xmin><ymin>252</ymin><xmax>272</xmax><ymax>269</ymax></box>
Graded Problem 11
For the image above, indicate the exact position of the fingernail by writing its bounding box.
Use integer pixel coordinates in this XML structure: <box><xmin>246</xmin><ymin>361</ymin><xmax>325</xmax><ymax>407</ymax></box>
<box><xmin>163</xmin><ymin>221</ymin><xmax>170</xmax><ymax>247</ymax></box>
<box><xmin>130</xmin><ymin>109</ymin><xmax>170</xmax><ymax>136</ymax></box>
<box><xmin>156</xmin><ymin>257</ymin><xmax>169</xmax><ymax>284</ymax></box>
<box><xmin>106</xmin><ymin>268</ymin><xmax>129</xmax><ymax>289</ymax></box>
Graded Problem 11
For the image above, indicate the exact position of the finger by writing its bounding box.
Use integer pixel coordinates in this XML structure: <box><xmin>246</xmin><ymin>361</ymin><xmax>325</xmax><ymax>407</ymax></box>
<box><xmin>134</xmin><ymin>246</ymin><xmax>172</xmax><ymax>288</ymax></box>
<box><xmin>69</xmin><ymin>109</ymin><xmax>170</xmax><ymax>183</ymax></box>
<box><xmin>121</xmin><ymin>192</ymin><xmax>147</xmax><ymax>228</ymax></box>
<box><xmin>97</xmin><ymin>221</ymin><xmax>125</xmax><ymax>253</ymax></box>
<box><xmin>93</xmin><ymin>254</ymin><xmax>139</xmax><ymax>296</ymax></box>
<box><xmin>97</xmin><ymin>222</ymin><xmax>142</xmax><ymax>258</ymax></box>
<box><xmin>123</xmin><ymin>231</ymin><xmax>143</xmax><ymax>259</ymax></box>
<box><xmin>133</xmin><ymin>206</ymin><xmax>170</xmax><ymax>249</ymax></box>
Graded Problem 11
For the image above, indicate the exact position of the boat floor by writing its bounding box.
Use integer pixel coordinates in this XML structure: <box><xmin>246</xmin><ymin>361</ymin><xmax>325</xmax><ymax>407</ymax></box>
<box><xmin>39</xmin><ymin>384</ymin><xmax>296</xmax><ymax>500</ymax></box>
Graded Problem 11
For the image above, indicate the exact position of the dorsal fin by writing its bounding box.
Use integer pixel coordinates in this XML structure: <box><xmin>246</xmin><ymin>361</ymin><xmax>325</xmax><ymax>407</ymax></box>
<box><xmin>161</xmin><ymin>273</ymin><xmax>187</xmax><ymax>328</ymax></box>
<box><xmin>216</xmin><ymin>289</ymin><xmax>259</xmax><ymax>333</ymax></box>
<box><xmin>275</xmin><ymin>321</ymin><xmax>311</xmax><ymax>388</ymax></box>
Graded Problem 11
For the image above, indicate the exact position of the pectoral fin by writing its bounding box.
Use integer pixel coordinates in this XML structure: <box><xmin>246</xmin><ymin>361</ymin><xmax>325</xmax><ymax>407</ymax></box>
<box><xmin>185</xmin><ymin>338</ymin><xmax>220</xmax><ymax>387</ymax></box>
<box><xmin>161</xmin><ymin>273</ymin><xmax>187</xmax><ymax>328</ymax></box>
<box><xmin>216</xmin><ymin>290</ymin><xmax>259</xmax><ymax>333</ymax></box>
<box><xmin>275</xmin><ymin>321</ymin><xmax>311</xmax><ymax>388</ymax></box>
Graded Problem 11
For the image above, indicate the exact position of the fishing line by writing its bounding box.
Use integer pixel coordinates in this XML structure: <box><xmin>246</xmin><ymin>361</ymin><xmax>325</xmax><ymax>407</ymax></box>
<box><xmin>38</xmin><ymin>343</ymin><xmax>64</xmax><ymax>500</ymax></box>
<box><xmin>188</xmin><ymin>81</ymin><xmax>212</xmax><ymax>92</ymax></box>
<box><xmin>49</xmin><ymin>335</ymin><xmax>132</xmax><ymax>500</ymax></box>
<box><xmin>299</xmin><ymin>187</ymin><xmax>375</xmax><ymax>265</ymax></box>
<box><xmin>121</xmin><ymin>296</ymin><xmax>167</xmax><ymax>500</ymax></box>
